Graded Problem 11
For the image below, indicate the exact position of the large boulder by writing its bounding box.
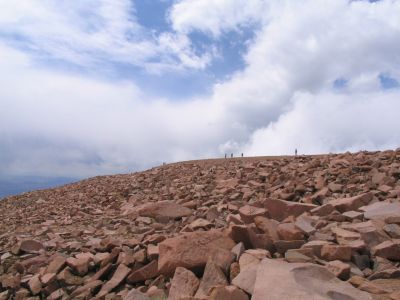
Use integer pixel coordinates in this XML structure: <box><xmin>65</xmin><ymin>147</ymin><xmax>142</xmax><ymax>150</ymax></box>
<box><xmin>158</xmin><ymin>230</ymin><xmax>235</xmax><ymax>275</ymax></box>
<box><xmin>252</xmin><ymin>259</ymin><xmax>373</xmax><ymax>300</ymax></box>
<box><xmin>264</xmin><ymin>199</ymin><xmax>316</xmax><ymax>221</ymax></box>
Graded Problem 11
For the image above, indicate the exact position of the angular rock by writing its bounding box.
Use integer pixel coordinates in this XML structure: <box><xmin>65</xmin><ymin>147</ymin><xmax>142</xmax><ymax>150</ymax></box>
<box><xmin>264</xmin><ymin>199</ymin><xmax>316</xmax><ymax>221</ymax></box>
<box><xmin>285</xmin><ymin>248</ymin><xmax>314</xmax><ymax>263</ymax></box>
<box><xmin>158</xmin><ymin>230</ymin><xmax>235</xmax><ymax>275</ymax></box>
<box><xmin>252</xmin><ymin>258</ymin><xmax>372</xmax><ymax>300</ymax></box>
<box><xmin>168</xmin><ymin>267</ymin><xmax>200</xmax><ymax>300</ymax></box>
<box><xmin>384</xmin><ymin>224</ymin><xmax>400</xmax><ymax>239</ymax></box>
<box><xmin>321</xmin><ymin>244</ymin><xmax>352</xmax><ymax>261</ymax></box>
<box><xmin>329</xmin><ymin>192</ymin><xmax>373</xmax><ymax>213</ymax></box>
<box><xmin>195</xmin><ymin>261</ymin><xmax>227</xmax><ymax>297</ymax></box>
<box><xmin>127</xmin><ymin>260</ymin><xmax>158</xmax><ymax>283</ymax></box>
<box><xmin>363</xmin><ymin>201</ymin><xmax>400</xmax><ymax>220</ymax></box>
<box><xmin>70</xmin><ymin>280</ymin><xmax>103</xmax><ymax>298</ymax></box>
<box><xmin>254</xmin><ymin>216</ymin><xmax>279</xmax><ymax>241</ymax></box>
<box><xmin>277</xmin><ymin>223</ymin><xmax>305</xmax><ymax>240</ymax></box>
<box><xmin>137</xmin><ymin>201</ymin><xmax>192</xmax><ymax>220</ymax></box>
<box><xmin>232</xmin><ymin>263</ymin><xmax>259</xmax><ymax>295</ymax></box>
<box><xmin>66</xmin><ymin>257</ymin><xmax>89</xmax><ymax>276</ymax></box>
<box><xmin>28</xmin><ymin>274</ymin><xmax>42</xmax><ymax>295</ymax></box>
<box><xmin>326</xmin><ymin>260</ymin><xmax>351</xmax><ymax>280</ymax></box>
<box><xmin>123</xmin><ymin>289</ymin><xmax>150</xmax><ymax>300</ymax></box>
<box><xmin>209</xmin><ymin>285</ymin><xmax>249</xmax><ymax>300</ymax></box>
<box><xmin>372</xmin><ymin>241</ymin><xmax>400</xmax><ymax>261</ymax></box>
<box><xmin>238</xmin><ymin>205</ymin><xmax>266</xmax><ymax>224</ymax></box>
<box><xmin>97</xmin><ymin>263</ymin><xmax>131</xmax><ymax>297</ymax></box>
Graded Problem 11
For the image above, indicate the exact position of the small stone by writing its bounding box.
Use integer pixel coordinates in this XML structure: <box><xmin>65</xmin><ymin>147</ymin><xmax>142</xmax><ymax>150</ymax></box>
<box><xmin>189</xmin><ymin>218</ymin><xmax>213</xmax><ymax>230</ymax></box>
<box><xmin>372</xmin><ymin>241</ymin><xmax>400</xmax><ymax>260</ymax></box>
<box><xmin>277</xmin><ymin>223</ymin><xmax>305</xmax><ymax>240</ymax></box>
<box><xmin>321</xmin><ymin>244</ymin><xmax>352</xmax><ymax>261</ymax></box>
<box><xmin>329</xmin><ymin>192</ymin><xmax>373</xmax><ymax>213</ymax></box>
<box><xmin>238</xmin><ymin>205</ymin><xmax>266</xmax><ymax>224</ymax></box>
<box><xmin>285</xmin><ymin>249</ymin><xmax>314</xmax><ymax>263</ymax></box>
<box><xmin>231</xmin><ymin>242</ymin><xmax>245</xmax><ymax>261</ymax></box>
<box><xmin>384</xmin><ymin>224</ymin><xmax>400</xmax><ymax>239</ymax></box>
<box><xmin>326</xmin><ymin>260</ymin><xmax>351</xmax><ymax>280</ymax></box>
<box><xmin>66</xmin><ymin>257</ymin><xmax>89</xmax><ymax>276</ymax></box>
<box><xmin>19</xmin><ymin>240</ymin><xmax>45</xmax><ymax>254</ymax></box>
<box><xmin>28</xmin><ymin>275</ymin><xmax>42</xmax><ymax>295</ymax></box>
<box><xmin>127</xmin><ymin>260</ymin><xmax>158</xmax><ymax>283</ymax></box>
<box><xmin>209</xmin><ymin>285</ymin><xmax>249</xmax><ymax>300</ymax></box>
<box><xmin>45</xmin><ymin>256</ymin><xmax>66</xmax><ymax>274</ymax></box>
<box><xmin>97</xmin><ymin>263</ymin><xmax>131</xmax><ymax>297</ymax></box>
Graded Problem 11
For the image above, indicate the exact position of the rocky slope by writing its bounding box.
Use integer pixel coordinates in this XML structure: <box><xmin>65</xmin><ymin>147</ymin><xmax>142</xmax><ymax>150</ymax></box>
<box><xmin>0</xmin><ymin>150</ymin><xmax>400</xmax><ymax>299</ymax></box>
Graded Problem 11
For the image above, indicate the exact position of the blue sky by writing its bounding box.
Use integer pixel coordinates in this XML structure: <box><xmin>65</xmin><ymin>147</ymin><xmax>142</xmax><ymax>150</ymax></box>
<box><xmin>0</xmin><ymin>0</ymin><xmax>400</xmax><ymax>195</ymax></box>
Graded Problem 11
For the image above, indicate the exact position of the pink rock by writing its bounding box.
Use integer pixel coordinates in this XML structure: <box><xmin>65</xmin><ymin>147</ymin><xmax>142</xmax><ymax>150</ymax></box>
<box><xmin>28</xmin><ymin>274</ymin><xmax>42</xmax><ymax>295</ymax></box>
<box><xmin>254</xmin><ymin>216</ymin><xmax>279</xmax><ymax>241</ymax></box>
<box><xmin>70</xmin><ymin>280</ymin><xmax>103</xmax><ymax>298</ymax></box>
<box><xmin>264</xmin><ymin>199</ymin><xmax>316</xmax><ymax>221</ymax></box>
<box><xmin>372</xmin><ymin>241</ymin><xmax>400</xmax><ymax>261</ymax></box>
<box><xmin>310</xmin><ymin>203</ymin><xmax>334</xmax><ymax>217</ymax></box>
<box><xmin>168</xmin><ymin>267</ymin><xmax>200</xmax><ymax>300</ymax></box>
<box><xmin>66</xmin><ymin>257</ymin><xmax>89</xmax><ymax>276</ymax></box>
<box><xmin>195</xmin><ymin>261</ymin><xmax>228</xmax><ymax>297</ymax></box>
<box><xmin>329</xmin><ymin>192</ymin><xmax>373</xmax><ymax>213</ymax></box>
<box><xmin>97</xmin><ymin>263</ymin><xmax>131</xmax><ymax>297</ymax></box>
<box><xmin>252</xmin><ymin>259</ymin><xmax>372</xmax><ymax>300</ymax></box>
<box><xmin>19</xmin><ymin>240</ymin><xmax>44</xmax><ymax>254</ymax></box>
<box><xmin>321</xmin><ymin>244</ymin><xmax>352</xmax><ymax>261</ymax></box>
<box><xmin>277</xmin><ymin>223</ymin><xmax>305</xmax><ymax>241</ymax></box>
<box><xmin>238</xmin><ymin>205</ymin><xmax>267</xmax><ymax>224</ymax></box>
<box><xmin>127</xmin><ymin>260</ymin><xmax>158</xmax><ymax>283</ymax></box>
<box><xmin>158</xmin><ymin>230</ymin><xmax>235</xmax><ymax>275</ymax></box>
<box><xmin>326</xmin><ymin>260</ymin><xmax>351</xmax><ymax>280</ymax></box>
<box><xmin>45</xmin><ymin>256</ymin><xmax>66</xmax><ymax>274</ymax></box>
<box><xmin>301</xmin><ymin>240</ymin><xmax>331</xmax><ymax>257</ymax></box>
<box><xmin>362</xmin><ymin>201</ymin><xmax>400</xmax><ymax>220</ymax></box>
<box><xmin>209</xmin><ymin>285</ymin><xmax>249</xmax><ymax>300</ymax></box>
<box><xmin>137</xmin><ymin>201</ymin><xmax>192</xmax><ymax>219</ymax></box>
<box><xmin>232</xmin><ymin>263</ymin><xmax>259</xmax><ymax>295</ymax></box>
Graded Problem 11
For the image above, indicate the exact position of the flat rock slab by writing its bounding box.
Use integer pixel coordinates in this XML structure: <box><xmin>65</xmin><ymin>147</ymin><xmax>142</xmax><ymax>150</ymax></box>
<box><xmin>329</xmin><ymin>192</ymin><xmax>373</xmax><ymax>213</ymax></box>
<box><xmin>264</xmin><ymin>199</ymin><xmax>316</xmax><ymax>221</ymax></box>
<box><xmin>252</xmin><ymin>258</ymin><xmax>373</xmax><ymax>300</ymax></box>
<box><xmin>362</xmin><ymin>201</ymin><xmax>400</xmax><ymax>220</ymax></box>
<box><xmin>137</xmin><ymin>201</ymin><xmax>192</xmax><ymax>219</ymax></box>
<box><xmin>158</xmin><ymin>230</ymin><xmax>235</xmax><ymax>275</ymax></box>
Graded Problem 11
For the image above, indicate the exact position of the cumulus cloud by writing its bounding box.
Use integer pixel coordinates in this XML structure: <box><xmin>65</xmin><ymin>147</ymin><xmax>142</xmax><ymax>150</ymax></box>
<box><xmin>1</xmin><ymin>0</ymin><xmax>400</xmax><ymax>179</ymax></box>
<box><xmin>244</xmin><ymin>90</ymin><xmax>400</xmax><ymax>156</ymax></box>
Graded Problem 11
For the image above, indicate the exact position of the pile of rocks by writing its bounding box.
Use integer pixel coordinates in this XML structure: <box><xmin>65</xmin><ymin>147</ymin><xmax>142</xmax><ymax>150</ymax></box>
<box><xmin>0</xmin><ymin>150</ymin><xmax>400</xmax><ymax>299</ymax></box>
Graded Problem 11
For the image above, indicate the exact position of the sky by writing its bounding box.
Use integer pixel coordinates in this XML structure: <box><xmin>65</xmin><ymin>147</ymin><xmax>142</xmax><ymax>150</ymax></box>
<box><xmin>1</xmin><ymin>0</ymin><xmax>400</xmax><ymax>185</ymax></box>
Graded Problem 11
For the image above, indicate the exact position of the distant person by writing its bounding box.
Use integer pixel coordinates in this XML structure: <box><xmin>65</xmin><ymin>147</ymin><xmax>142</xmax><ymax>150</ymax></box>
<box><xmin>231</xmin><ymin>153</ymin><xmax>233</xmax><ymax>158</ymax></box>
<box><xmin>295</xmin><ymin>149</ymin><xmax>298</xmax><ymax>156</ymax></box>
<box><xmin>225</xmin><ymin>153</ymin><xmax>227</xmax><ymax>159</ymax></box>
<box><xmin>241</xmin><ymin>153</ymin><xmax>244</xmax><ymax>157</ymax></box>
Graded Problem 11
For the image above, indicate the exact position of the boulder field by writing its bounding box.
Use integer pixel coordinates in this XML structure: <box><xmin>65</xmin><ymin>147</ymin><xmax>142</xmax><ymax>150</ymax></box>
<box><xmin>0</xmin><ymin>150</ymin><xmax>400</xmax><ymax>299</ymax></box>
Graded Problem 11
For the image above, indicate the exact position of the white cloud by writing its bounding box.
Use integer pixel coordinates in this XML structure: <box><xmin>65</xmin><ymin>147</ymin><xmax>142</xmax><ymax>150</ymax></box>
<box><xmin>0</xmin><ymin>43</ymin><xmax>224</xmax><ymax>177</ymax></box>
<box><xmin>169</xmin><ymin>0</ymin><xmax>267</xmax><ymax>36</ymax></box>
<box><xmin>244</xmin><ymin>90</ymin><xmax>400</xmax><ymax>156</ymax></box>
<box><xmin>0</xmin><ymin>0</ymin><xmax>212</xmax><ymax>71</ymax></box>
